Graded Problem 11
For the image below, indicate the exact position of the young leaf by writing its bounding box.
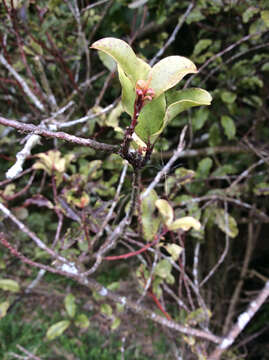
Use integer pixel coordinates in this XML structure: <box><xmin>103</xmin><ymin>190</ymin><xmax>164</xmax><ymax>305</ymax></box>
<box><xmin>46</xmin><ymin>320</ymin><xmax>70</xmax><ymax>340</ymax></box>
<box><xmin>91</xmin><ymin>37</ymin><xmax>150</xmax><ymax>85</ymax></box>
<box><xmin>0</xmin><ymin>301</ymin><xmax>10</xmax><ymax>319</ymax></box>
<box><xmin>162</xmin><ymin>88</ymin><xmax>212</xmax><ymax>132</ymax></box>
<box><xmin>164</xmin><ymin>244</ymin><xmax>183</xmax><ymax>261</ymax></box>
<box><xmin>0</xmin><ymin>279</ymin><xmax>20</xmax><ymax>293</ymax></box>
<box><xmin>111</xmin><ymin>317</ymin><xmax>121</xmax><ymax>330</ymax></box>
<box><xmin>101</xmin><ymin>303</ymin><xmax>113</xmax><ymax>317</ymax></box>
<box><xmin>168</xmin><ymin>216</ymin><xmax>201</xmax><ymax>231</ymax></box>
<box><xmin>141</xmin><ymin>189</ymin><xmax>160</xmax><ymax>241</ymax></box>
<box><xmin>221</xmin><ymin>115</ymin><xmax>236</xmax><ymax>140</ymax></box>
<box><xmin>150</xmin><ymin>56</ymin><xmax>197</xmax><ymax>98</ymax></box>
<box><xmin>64</xmin><ymin>293</ymin><xmax>76</xmax><ymax>318</ymax></box>
<box><xmin>155</xmin><ymin>199</ymin><xmax>174</xmax><ymax>226</ymax></box>
<box><xmin>135</xmin><ymin>93</ymin><xmax>166</xmax><ymax>143</ymax></box>
<box><xmin>215</xmin><ymin>209</ymin><xmax>239</xmax><ymax>238</ymax></box>
<box><xmin>75</xmin><ymin>314</ymin><xmax>90</xmax><ymax>329</ymax></box>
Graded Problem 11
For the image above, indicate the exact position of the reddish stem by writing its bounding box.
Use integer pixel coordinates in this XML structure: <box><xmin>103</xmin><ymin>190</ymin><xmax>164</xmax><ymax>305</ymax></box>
<box><xmin>148</xmin><ymin>290</ymin><xmax>172</xmax><ymax>321</ymax></box>
<box><xmin>104</xmin><ymin>237</ymin><xmax>158</xmax><ymax>260</ymax></box>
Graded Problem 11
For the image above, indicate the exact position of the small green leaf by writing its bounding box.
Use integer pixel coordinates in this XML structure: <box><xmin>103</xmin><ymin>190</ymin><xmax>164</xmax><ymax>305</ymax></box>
<box><xmin>141</xmin><ymin>190</ymin><xmax>160</xmax><ymax>241</ymax></box>
<box><xmin>192</xmin><ymin>107</ymin><xmax>210</xmax><ymax>131</ymax></box>
<box><xmin>75</xmin><ymin>314</ymin><xmax>90</xmax><ymax>329</ymax></box>
<box><xmin>0</xmin><ymin>279</ymin><xmax>20</xmax><ymax>293</ymax></box>
<box><xmin>46</xmin><ymin>320</ymin><xmax>70</xmax><ymax>340</ymax></box>
<box><xmin>0</xmin><ymin>301</ymin><xmax>10</xmax><ymax>319</ymax></box>
<box><xmin>168</xmin><ymin>217</ymin><xmax>201</xmax><ymax>231</ymax></box>
<box><xmin>220</xmin><ymin>91</ymin><xmax>237</xmax><ymax>104</ymax></box>
<box><xmin>111</xmin><ymin>317</ymin><xmax>121</xmax><ymax>330</ymax></box>
<box><xmin>221</xmin><ymin>115</ymin><xmax>236</xmax><ymax>140</ymax></box>
<box><xmin>193</xmin><ymin>39</ymin><xmax>212</xmax><ymax>57</ymax></box>
<box><xmin>242</xmin><ymin>7</ymin><xmax>259</xmax><ymax>23</ymax></box>
<box><xmin>155</xmin><ymin>199</ymin><xmax>174</xmax><ymax>226</ymax></box>
<box><xmin>209</xmin><ymin>123</ymin><xmax>221</xmax><ymax>147</ymax></box>
<box><xmin>196</xmin><ymin>157</ymin><xmax>213</xmax><ymax>179</ymax></box>
<box><xmin>64</xmin><ymin>293</ymin><xmax>76</xmax><ymax>318</ymax></box>
<box><xmin>164</xmin><ymin>244</ymin><xmax>183</xmax><ymax>261</ymax></box>
<box><xmin>215</xmin><ymin>209</ymin><xmax>239</xmax><ymax>238</ymax></box>
<box><xmin>150</xmin><ymin>56</ymin><xmax>197</xmax><ymax>98</ymax></box>
<box><xmin>154</xmin><ymin>259</ymin><xmax>172</xmax><ymax>279</ymax></box>
<box><xmin>101</xmin><ymin>303</ymin><xmax>113</xmax><ymax>317</ymax></box>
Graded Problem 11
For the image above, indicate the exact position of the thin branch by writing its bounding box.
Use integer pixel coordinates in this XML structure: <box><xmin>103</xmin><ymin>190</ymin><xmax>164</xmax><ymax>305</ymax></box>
<box><xmin>0</xmin><ymin>53</ymin><xmax>45</xmax><ymax>112</ymax></box>
<box><xmin>208</xmin><ymin>281</ymin><xmax>269</xmax><ymax>360</ymax></box>
<box><xmin>0</xmin><ymin>232</ymin><xmax>221</xmax><ymax>344</ymax></box>
<box><xmin>184</xmin><ymin>30</ymin><xmax>268</xmax><ymax>88</ymax></box>
<box><xmin>150</xmin><ymin>2</ymin><xmax>194</xmax><ymax>66</ymax></box>
<box><xmin>200</xmin><ymin>202</ymin><xmax>230</xmax><ymax>288</ymax></box>
<box><xmin>223</xmin><ymin>215</ymin><xmax>256</xmax><ymax>333</ymax></box>
<box><xmin>141</xmin><ymin>126</ymin><xmax>187</xmax><ymax>199</ymax></box>
<box><xmin>0</xmin><ymin>116</ymin><xmax>119</xmax><ymax>153</ymax></box>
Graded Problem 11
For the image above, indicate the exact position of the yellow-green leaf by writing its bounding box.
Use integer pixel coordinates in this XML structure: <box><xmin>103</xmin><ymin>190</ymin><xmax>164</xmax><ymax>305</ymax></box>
<box><xmin>0</xmin><ymin>301</ymin><xmax>10</xmax><ymax>319</ymax></box>
<box><xmin>91</xmin><ymin>38</ymin><xmax>150</xmax><ymax>85</ymax></box>
<box><xmin>150</xmin><ymin>56</ymin><xmax>197</xmax><ymax>98</ymax></box>
<box><xmin>64</xmin><ymin>293</ymin><xmax>76</xmax><ymax>318</ymax></box>
<box><xmin>215</xmin><ymin>209</ymin><xmax>239</xmax><ymax>238</ymax></box>
<box><xmin>168</xmin><ymin>216</ymin><xmax>201</xmax><ymax>231</ymax></box>
<box><xmin>0</xmin><ymin>279</ymin><xmax>20</xmax><ymax>293</ymax></box>
<box><xmin>164</xmin><ymin>243</ymin><xmax>183</xmax><ymax>261</ymax></box>
<box><xmin>75</xmin><ymin>314</ymin><xmax>90</xmax><ymax>329</ymax></box>
<box><xmin>46</xmin><ymin>320</ymin><xmax>70</xmax><ymax>340</ymax></box>
<box><xmin>155</xmin><ymin>199</ymin><xmax>174</xmax><ymax>226</ymax></box>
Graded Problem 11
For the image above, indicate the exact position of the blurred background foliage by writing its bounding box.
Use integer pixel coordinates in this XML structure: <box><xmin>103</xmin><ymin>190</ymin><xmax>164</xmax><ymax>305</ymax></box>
<box><xmin>0</xmin><ymin>0</ymin><xmax>269</xmax><ymax>359</ymax></box>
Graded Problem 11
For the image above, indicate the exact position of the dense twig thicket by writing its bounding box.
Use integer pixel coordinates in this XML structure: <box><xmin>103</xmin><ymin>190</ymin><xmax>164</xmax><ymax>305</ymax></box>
<box><xmin>0</xmin><ymin>1</ymin><xmax>269</xmax><ymax>359</ymax></box>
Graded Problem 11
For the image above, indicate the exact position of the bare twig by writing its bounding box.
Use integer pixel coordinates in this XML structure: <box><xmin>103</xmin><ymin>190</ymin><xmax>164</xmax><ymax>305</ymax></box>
<box><xmin>208</xmin><ymin>281</ymin><xmax>269</xmax><ymax>360</ymax></box>
<box><xmin>0</xmin><ymin>116</ymin><xmax>119</xmax><ymax>153</ymax></box>
<box><xmin>0</xmin><ymin>54</ymin><xmax>45</xmax><ymax>112</ymax></box>
<box><xmin>150</xmin><ymin>3</ymin><xmax>194</xmax><ymax>66</ymax></box>
<box><xmin>200</xmin><ymin>202</ymin><xmax>230</xmax><ymax>287</ymax></box>
<box><xmin>141</xmin><ymin>126</ymin><xmax>187</xmax><ymax>199</ymax></box>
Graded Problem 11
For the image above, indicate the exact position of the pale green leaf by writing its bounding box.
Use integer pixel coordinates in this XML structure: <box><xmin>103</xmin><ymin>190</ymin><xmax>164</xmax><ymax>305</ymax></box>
<box><xmin>135</xmin><ymin>93</ymin><xmax>166</xmax><ymax>143</ymax></box>
<box><xmin>91</xmin><ymin>37</ymin><xmax>150</xmax><ymax>85</ymax></box>
<box><xmin>154</xmin><ymin>259</ymin><xmax>172</xmax><ymax>279</ymax></box>
<box><xmin>196</xmin><ymin>157</ymin><xmax>213</xmax><ymax>179</ymax></box>
<box><xmin>155</xmin><ymin>199</ymin><xmax>174</xmax><ymax>226</ymax></box>
<box><xmin>0</xmin><ymin>301</ymin><xmax>10</xmax><ymax>319</ymax></box>
<box><xmin>193</xmin><ymin>39</ymin><xmax>212</xmax><ymax>57</ymax></box>
<box><xmin>168</xmin><ymin>216</ymin><xmax>201</xmax><ymax>231</ymax></box>
<box><xmin>98</xmin><ymin>51</ymin><xmax>116</xmax><ymax>72</ymax></box>
<box><xmin>64</xmin><ymin>293</ymin><xmax>76</xmax><ymax>318</ymax></box>
<box><xmin>221</xmin><ymin>115</ymin><xmax>236</xmax><ymax>139</ymax></box>
<box><xmin>75</xmin><ymin>314</ymin><xmax>90</xmax><ymax>329</ymax></box>
<box><xmin>215</xmin><ymin>209</ymin><xmax>239</xmax><ymax>238</ymax></box>
<box><xmin>164</xmin><ymin>244</ymin><xmax>183</xmax><ymax>261</ymax></box>
<box><xmin>0</xmin><ymin>279</ymin><xmax>20</xmax><ymax>293</ymax></box>
<box><xmin>155</xmin><ymin>88</ymin><xmax>211</xmax><ymax>139</ymax></box>
<box><xmin>46</xmin><ymin>320</ymin><xmax>70</xmax><ymax>340</ymax></box>
<box><xmin>242</xmin><ymin>7</ymin><xmax>259</xmax><ymax>23</ymax></box>
<box><xmin>141</xmin><ymin>189</ymin><xmax>160</xmax><ymax>241</ymax></box>
<box><xmin>111</xmin><ymin>317</ymin><xmax>121</xmax><ymax>330</ymax></box>
<box><xmin>220</xmin><ymin>91</ymin><xmax>237</xmax><ymax>104</ymax></box>
<box><xmin>150</xmin><ymin>56</ymin><xmax>197</xmax><ymax>98</ymax></box>
<box><xmin>192</xmin><ymin>107</ymin><xmax>210</xmax><ymax>131</ymax></box>
<box><xmin>101</xmin><ymin>303</ymin><xmax>113</xmax><ymax>317</ymax></box>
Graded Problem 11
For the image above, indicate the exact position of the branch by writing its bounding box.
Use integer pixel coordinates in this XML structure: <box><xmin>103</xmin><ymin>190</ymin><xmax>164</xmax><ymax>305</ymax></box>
<box><xmin>208</xmin><ymin>281</ymin><xmax>269</xmax><ymax>360</ymax></box>
<box><xmin>0</xmin><ymin>53</ymin><xmax>45</xmax><ymax>112</ymax></box>
<box><xmin>0</xmin><ymin>232</ymin><xmax>221</xmax><ymax>344</ymax></box>
<box><xmin>0</xmin><ymin>116</ymin><xmax>119</xmax><ymax>153</ymax></box>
